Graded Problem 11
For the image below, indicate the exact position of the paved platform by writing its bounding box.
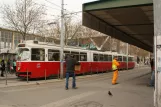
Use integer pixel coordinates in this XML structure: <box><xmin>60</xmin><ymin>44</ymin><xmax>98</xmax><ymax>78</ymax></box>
<box><xmin>0</xmin><ymin>66</ymin><xmax>153</xmax><ymax>107</ymax></box>
<box><xmin>0</xmin><ymin>65</ymin><xmax>149</xmax><ymax>88</ymax></box>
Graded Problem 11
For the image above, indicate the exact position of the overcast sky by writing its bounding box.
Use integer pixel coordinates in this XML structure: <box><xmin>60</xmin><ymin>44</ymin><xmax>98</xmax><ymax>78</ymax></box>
<box><xmin>0</xmin><ymin>0</ymin><xmax>97</xmax><ymax>27</ymax></box>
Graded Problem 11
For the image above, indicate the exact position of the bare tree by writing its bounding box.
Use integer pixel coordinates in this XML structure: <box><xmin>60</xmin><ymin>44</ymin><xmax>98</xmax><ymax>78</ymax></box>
<box><xmin>2</xmin><ymin>0</ymin><xmax>46</xmax><ymax>40</ymax></box>
<box><xmin>46</xmin><ymin>15</ymin><xmax>82</xmax><ymax>45</ymax></box>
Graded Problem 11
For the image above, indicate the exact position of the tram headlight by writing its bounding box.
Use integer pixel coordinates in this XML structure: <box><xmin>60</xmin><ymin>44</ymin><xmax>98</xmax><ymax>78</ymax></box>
<box><xmin>18</xmin><ymin>67</ymin><xmax>20</xmax><ymax>71</ymax></box>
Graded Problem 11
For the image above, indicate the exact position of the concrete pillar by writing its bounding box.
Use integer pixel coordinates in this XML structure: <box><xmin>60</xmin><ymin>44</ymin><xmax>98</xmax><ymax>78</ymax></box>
<box><xmin>153</xmin><ymin>0</ymin><xmax>161</xmax><ymax>107</ymax></box>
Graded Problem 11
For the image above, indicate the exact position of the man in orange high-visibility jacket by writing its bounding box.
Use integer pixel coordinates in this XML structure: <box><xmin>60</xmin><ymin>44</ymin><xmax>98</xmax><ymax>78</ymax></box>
<box><xmin>112</xmin><ymin>57</ymin><xmax>120</xmax><ymax>85</ymax></box>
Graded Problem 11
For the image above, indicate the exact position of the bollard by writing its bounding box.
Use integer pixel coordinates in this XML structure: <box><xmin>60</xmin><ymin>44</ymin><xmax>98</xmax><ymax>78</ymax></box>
<box><xmin>27</xmin><ymin>69</ymin><xmax>29</xmax><ymax>83</ymax></box>
<box><xmin>97</xmin><ymin>67</ymin><xmax>98</xmax><ymax>74</ymax></box>
<box><xmin>5</xmin><ymin>69</ymin><xmax>7</xmax><ymax>85</ymax></box>
<box><xmin>90</xmin><ymin>68</ymin><xmax>92</xmax><ymax>75</ymax></box>
<box><xmin>102</xmin><ymin>68</ymin><xmax>103</xmax><ymax>74</ymax></box>
<box><xmin>106</xmin><ymin>68</ymin><xmax>108</xmax><ymax>73</ymax></box>
<box><xmin>57</xmin><ymin>69</ymin><xmax>59</xmax><ymax>79</ymax></box>
<box><xmin>45</xmin><ymin>69</ymin><xmax>46</xmax><ymax>81</ymax></box>
<box><xmin>83</xmin><ymin>71</ymin><xmax>85</xmax><ymax>75</ymax></box>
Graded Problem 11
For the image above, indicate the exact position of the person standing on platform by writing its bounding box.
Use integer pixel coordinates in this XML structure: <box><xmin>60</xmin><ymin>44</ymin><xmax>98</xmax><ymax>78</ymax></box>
<box><xmin>112</xmin><ymin>56</ymin><xmax>120</xmax><ymax>85</ymax></box>
<box><xmin>148</xmin><ymin>58</ymin><xmax>155</xmax><ymax>87</ymax></box>
<box><xmin>65</xmin><ymin>54</ymin><xmax>80</xmax><ymax>90</ymax></box>
<box><xmin>150</xmin><ymin>58</ymin><xmax>154</xmax><ymax>72</ymax></box>
<box><xmin>1</xmin><ymin>60</ymin><xmax>5</xmax><ymax>77</ymax></box>
<box><xmin>13</xmin><ymin>59</ymin><xmax>16</xmax><ymax>73</ymax></box>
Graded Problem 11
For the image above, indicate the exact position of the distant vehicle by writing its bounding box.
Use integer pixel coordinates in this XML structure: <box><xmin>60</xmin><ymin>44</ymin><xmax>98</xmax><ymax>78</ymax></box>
<box><xmin>16</xmin><ymin>40</ymin><xmax>135</xmax><ymax>79</ymax></box>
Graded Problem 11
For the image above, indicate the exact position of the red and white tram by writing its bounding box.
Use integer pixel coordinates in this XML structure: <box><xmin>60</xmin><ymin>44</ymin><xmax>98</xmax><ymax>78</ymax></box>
<box><xmin>16</xmin><ymin>40</ymin><xmax>135</xmax><ymax>79</ymax></box>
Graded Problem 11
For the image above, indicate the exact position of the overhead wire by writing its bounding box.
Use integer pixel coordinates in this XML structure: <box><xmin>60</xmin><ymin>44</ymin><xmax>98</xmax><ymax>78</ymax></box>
<box><xmin>38</xmin><ymin>0</ymin><xmax>82</xmax><ymax>23</ymax></box>
<box><xmin>42</xmin><ymin>0</ymin><xmax>83</xmax><ymax>19</ymax></box>
<box><xmin>45</xmin><ymin>0</ymin><xmax>61</xmax><ymax>8</ymax></box>
<box><xmin>35</xmin><ymin>2</ymin><xmax>61</xmax><ymax>11</ymax></box>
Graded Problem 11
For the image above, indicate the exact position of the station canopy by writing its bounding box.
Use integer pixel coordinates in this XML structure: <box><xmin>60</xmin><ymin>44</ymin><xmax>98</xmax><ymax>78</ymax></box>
<box><xmin>83</xmin><ymin>0</ymin><xmax>153</xmax><ymax>52</ymax></box>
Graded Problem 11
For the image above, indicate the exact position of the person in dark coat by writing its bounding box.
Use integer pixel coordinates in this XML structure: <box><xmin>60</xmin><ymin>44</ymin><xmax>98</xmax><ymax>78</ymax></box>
<box><xmin>150</xmin><ymin>58</ymin><xmax>154</xmax><ymax>72</ymax></box>
<box><xmin>7</xmin><ymin>59</ymin><xmax>10</xmax><ymax>74</ymax></box>
<box><xmin>65</xmin><ymin>54</ymin><xmax>80</xmax><ymax>90</ymax></box>
<box><xmin>1</xmin><ymin>60</ymin><xmax>5</xmax><ymax>77</ymax></box>
<box><xmin>148</xmin><ymin>59</ymin><xmax>155</xmax><ymax>87</ymax></box>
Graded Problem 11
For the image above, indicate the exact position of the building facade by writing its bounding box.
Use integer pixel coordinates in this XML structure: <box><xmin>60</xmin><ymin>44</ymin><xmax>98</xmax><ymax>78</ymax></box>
<box><xmin>0</xmin><ymin>28</ymin><xmax>54</xmax><ymax>52</ymax></box>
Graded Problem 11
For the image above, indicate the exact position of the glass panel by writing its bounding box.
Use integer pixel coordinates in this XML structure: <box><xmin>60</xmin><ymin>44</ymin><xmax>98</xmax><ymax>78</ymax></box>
<box><xmin>123</xmin><ymin>56</ymin><xmax>127</xmax><ymax>61</ymax></box>
<box><xmin>108</xmin><ymin>55</ymin><xmax>112</xmax><ymax>61</ymax></box>
<box><xmin>31</xmin><ymin>48</ymin><xmax>45</xmax><ymax>61</ymax></box>
<box><xmin>99</xmin><ymin>54</ymin><xmax>104</xmax><ymax>61</ymax></box>
<box><xmin>80</xmin><ymin>52</ymin><xmax>87</xmax><ymax>61</ymax></box>
<box><xmin>118</xmin><ymin>56</ymin><xmax>122</xmax><ymax>61</ymax></box>
<box><xmin>48</xmin><ymin>49</ymin><xmax>60</xmax><ymax>61</ymax></box>
<box><xmin>93</xmin><ymin>54</ymin><xmax>98</xmax><ymax>61</ymax></box>
<box><xmin>17</xmin><ymin>48</ymin><xmax>30</xmax><ymax>61</ymax></box>
<box><xmin>104</xmin><ymin>55</ymin><xmax>108</xmax><ymax>61</ymax></box>
<box><xmin>71</xmin><ymin>51</ymin><xmax>79</xmax><ymax>61</ymax></box>
<box><xmin>64</xmin><ymin>51</ymin><xmax>70</xmax><ymax>60</ymax></box>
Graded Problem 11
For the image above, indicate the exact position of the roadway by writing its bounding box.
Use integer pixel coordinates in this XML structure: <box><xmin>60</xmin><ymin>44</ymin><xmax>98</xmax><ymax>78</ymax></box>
<box><xmin>0</xmin><ymin>66</ymin><xmax>153</xmax><ymax>107</ymax></box>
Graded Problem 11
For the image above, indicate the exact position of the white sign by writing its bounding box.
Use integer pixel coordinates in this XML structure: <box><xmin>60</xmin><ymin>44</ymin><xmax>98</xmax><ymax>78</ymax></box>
<box><xmin>37</xmin><ymin>63</ymin><xmax>41</xmax><ymax>68</ymax></box>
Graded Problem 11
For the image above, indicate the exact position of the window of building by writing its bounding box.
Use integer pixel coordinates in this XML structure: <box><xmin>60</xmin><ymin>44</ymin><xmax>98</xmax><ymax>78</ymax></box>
<box><xmin>31</xmin><ymin>48</ymin><xmax>45</xmax><ymax>61</ymax></box>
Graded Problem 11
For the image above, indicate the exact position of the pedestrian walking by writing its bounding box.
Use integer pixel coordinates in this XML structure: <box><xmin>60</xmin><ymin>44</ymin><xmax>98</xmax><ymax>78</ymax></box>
<box><xmin>65</xmin><ymin>54</ymin><xmax>80</xmax><ymax>90</ymax></box>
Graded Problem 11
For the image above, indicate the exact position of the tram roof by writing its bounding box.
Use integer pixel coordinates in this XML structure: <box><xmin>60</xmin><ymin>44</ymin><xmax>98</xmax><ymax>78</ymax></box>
<box><xmin>19</xmin><ymin>40</ymin><xmax>132</xmax><ymax>56</ymax></box>
<box><xmin>83</xmin><ymin>0</ymin><xmax>153</xmax><ymax>52</ymax></box>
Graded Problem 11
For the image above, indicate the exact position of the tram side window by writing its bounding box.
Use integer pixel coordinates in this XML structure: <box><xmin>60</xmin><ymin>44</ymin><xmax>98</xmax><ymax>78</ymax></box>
<box><xmin>104</xmin><ymin>55</ymin><xmax>108</xmax><ymax>61</ymax></box>
<box><xmin>131</xmin><ymin>57</ymin><xmax>134</xmax><ymax>61</ymax></box>
<box><xmin>93</xmin><ymin>54</ymin><xmax>99</xmax><ymax>61</ymax></box>
<box><xmin>80</xmin><ymin>52</ymin><xmax>87</xmax><ymax>61</ymax></box>
<box><xmin>18</xmin><ymin>48</ymin><xmax>30</xmax><ymax>61</ymax></box>
<box><xmin>113</xmin><ymin>56</ymin><xmax>117</xmax><ymax>59</ymax></box>
<box><xmin>31</xmin><ymin>48</ymin><xmax>45</xmax><ymax>61</ymax></box>
<box><xmin>64</xmin><ymin>51</ymin><xmax>70</xmax><ymax>60</ymax></box>
<box><xmin>108</xmin><ymin>55</ymin><xmax>112</xmax><ymax>61</ymax></box>
<box><xmin>123</xmin><ymin>56</ymin><xmax>127</xmax><ymax>61</ymax></box>
<box><xmin>128</xmin><ymin>57</ymin><xmax>132</xmax><ymax>61</ymax></box>
<box><xmin>118</xmin><ymin>56</ymin><xmax>122</xmax><ymax>61</ymax></box>
<box><xmin>71</xmin><ymin>52</ymin><xmax>79</xmax><ymax>61</ymax></box>
<box><xmin>48</xmin><ymin>49</ymin><xmax>60</xmax><ymax>61</ymax></box>
<box><xmin>99</xmin><ymin>54</ymin><xmax>104</xmax><ymax>61</ymax></box>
